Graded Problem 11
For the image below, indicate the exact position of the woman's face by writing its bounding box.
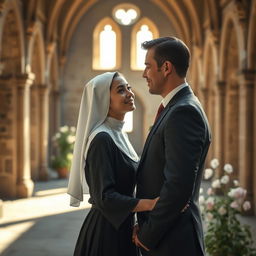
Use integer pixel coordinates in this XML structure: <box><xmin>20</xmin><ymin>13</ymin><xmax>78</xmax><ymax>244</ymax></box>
<box><xmin>108</xmin><ymin>75</ymin><xmax>135</xmax><ymax>120</ymax></box>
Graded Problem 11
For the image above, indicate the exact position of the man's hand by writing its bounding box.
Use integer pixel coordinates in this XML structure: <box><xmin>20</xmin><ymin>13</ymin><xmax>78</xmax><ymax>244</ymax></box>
<box><xmin>132</xmin><ymin>224</ymin><xmax>139</xmax><ymax>243</ymax></box>
<box><xmin>134</xmin><ymin>234</ymin><xmax>150</xmax><ymax>251</ymax></box>
<box><xmin>132</xmin><ymin>224</ymin><xmax>150</xmax><ymax>251</ymax></box>
<box><xmin>182</xmin><ymin>203</ymin><xmax>190</xmax><ymax>212</ymax></box>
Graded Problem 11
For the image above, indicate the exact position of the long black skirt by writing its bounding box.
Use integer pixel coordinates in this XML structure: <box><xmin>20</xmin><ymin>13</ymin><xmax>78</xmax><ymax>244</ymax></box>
<box><xmin>74</xmin><ymin>208</ymin><xmax>139</xmax><ymax>256</ymax></box>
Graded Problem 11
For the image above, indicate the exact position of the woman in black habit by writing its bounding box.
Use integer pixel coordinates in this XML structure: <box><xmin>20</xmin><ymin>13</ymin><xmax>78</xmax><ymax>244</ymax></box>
<box><xmin>68</xmin><ymin>72</ymin><xmax>158</xmax><ymax>256</ymax></box>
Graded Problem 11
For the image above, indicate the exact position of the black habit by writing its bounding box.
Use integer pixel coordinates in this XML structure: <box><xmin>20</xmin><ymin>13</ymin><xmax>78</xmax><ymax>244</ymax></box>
<box><xmin>74</xmin><ymin>132</ymin><xmax>139</xmax><ymax>256</ymax></box>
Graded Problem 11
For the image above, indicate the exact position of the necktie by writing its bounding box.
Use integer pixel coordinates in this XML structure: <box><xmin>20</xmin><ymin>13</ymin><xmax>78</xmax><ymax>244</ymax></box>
<box><xmin>154</xmin><ymin>103</ymin><xmax>164</xmax><ymax>123</ymax></box>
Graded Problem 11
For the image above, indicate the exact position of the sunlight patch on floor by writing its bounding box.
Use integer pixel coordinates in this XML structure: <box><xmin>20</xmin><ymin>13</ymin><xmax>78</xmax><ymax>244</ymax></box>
<box><xmin>0</xmin><ymin>221</ymin><xmax>35</xmax><ymax>253</ymax></box>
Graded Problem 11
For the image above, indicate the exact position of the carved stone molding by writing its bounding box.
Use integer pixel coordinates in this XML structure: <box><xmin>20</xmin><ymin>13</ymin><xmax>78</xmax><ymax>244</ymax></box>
<box><xmin>216</xmin><ymin>81</ymin><xmax>226</xmax><ymax>95</ymax></box>
<box><xmin>238</xmin><ymin>69</ymin><xmax>256</xmax><ymax>88</ymax></box>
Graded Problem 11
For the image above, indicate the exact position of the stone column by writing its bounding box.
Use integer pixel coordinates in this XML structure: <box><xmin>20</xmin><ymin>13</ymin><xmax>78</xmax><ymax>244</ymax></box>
<box><xmin>201</xmin><ymin>87</ymin><xmax>209</xmax><ymax>113</ymax></box>
<box><xmin>48</xmin><ymin>88</ymin><xmax>60</xmax><ymax>162</ymax></box>
<box><xmin>215</xmin><ymin>81</ymin><xmax>226</xmax><ymax>177</ymax></box>
<box><xmin>238</xmin><ymin>70</ymin><xmax>255</xmax><ymax>214</ymax></box>
<box><xmin>52</xmin><ymin>89</ymin><xmax>61</xmax><ymax>135</ymax></box>
<box><xmin>16</xmin><ymin>73</ymin><xmax>35</xmax><ymax>198</ymax></box>
<box><xmin>224</xmin><ymin>81</ymin><xmax>239</xmax><ymax>175</ymax></box>
<box><xmin>38</xmin><ymin>84</ymin><xmax>49</xmax><ymax>180</ymax></box>
<box><xmin>0</xmin><ymin>75</ymin><xmax>17</xmax><ymax>198</ymax></box>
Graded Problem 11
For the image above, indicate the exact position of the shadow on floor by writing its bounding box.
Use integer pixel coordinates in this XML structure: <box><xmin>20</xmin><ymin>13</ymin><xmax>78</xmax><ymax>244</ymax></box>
<box><xmin>1</xmin><ymin>209</ymin><xmax>90</xmax><ymax>256</ymax></box>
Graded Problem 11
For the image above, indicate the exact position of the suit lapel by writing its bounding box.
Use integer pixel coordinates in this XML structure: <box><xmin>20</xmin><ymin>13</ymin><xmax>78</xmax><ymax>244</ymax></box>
<box><xmin>138</xmin><ymin>86</ymin><xmax>193</xmax><ymax>168</ymax></box>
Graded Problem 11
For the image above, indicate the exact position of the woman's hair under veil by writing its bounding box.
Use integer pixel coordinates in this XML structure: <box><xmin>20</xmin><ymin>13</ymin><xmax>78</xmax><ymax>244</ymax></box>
<box><xmin>67</xmin><ymin>72</ymin><xmax>117</xmax><ymax>207</ymax></box>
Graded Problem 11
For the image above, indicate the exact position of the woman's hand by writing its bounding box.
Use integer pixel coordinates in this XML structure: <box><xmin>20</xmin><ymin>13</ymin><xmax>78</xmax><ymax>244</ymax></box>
<box><xmin>132</xmin><ymin>197</ymin><xmax>160</xmax><ymax>212</ymax></box>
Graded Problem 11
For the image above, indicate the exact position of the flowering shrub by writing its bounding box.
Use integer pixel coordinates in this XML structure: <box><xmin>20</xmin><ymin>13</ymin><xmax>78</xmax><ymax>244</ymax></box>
<box><xmin>200</xmin><ymin>159</ymin><xmax>256</xmax><ymax>256</ymax></box>
<box><xmin>51</xmin><ymin>126</ymin><xmax>76</xmax><ymax>170</ymax></box>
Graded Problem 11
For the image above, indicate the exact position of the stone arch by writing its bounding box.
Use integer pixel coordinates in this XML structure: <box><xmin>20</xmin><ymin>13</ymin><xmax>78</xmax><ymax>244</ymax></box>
<box><xmin>248</xmin><ymin>0</ymin><xmax>256</xmax><ymax>69</ymax></box>
<box><xmin>151</xmin><ymin>0</ymin><xmax>190</xmax><ymax>45</ymax></box>
<box><xmin>0</xmin><ymin>0</ymin><xmax>26</xmax><ymax>198</ymax></box>
<box><xmin>183</xmin><ymin>0</ymin><xmax>202</xmax><ymax>46</ymax></box>
<box><xmin>190</xmin><ymin>46</ymin><xmax>203</xmax><ymax>100</ymax></box>
<box><xmin>27</xmin><ymin>22</ymin><xmax>46</xmax><ymax>83</ymax></box>
<box><xmin>219</xmin><ymin>14</ymin><xmax>240</xmax><ymax>177</ymax></box>
<box><xmin>219</xmin><ymin>4</ymin><xmax>246</xmax><ymax>80</ymax></box>
<box><xmin>247</xmin><ymin>0</ymin><xmax>256</xmax><ymax>213</ymax></box>
<box><xmin>60</xmin><ymin>0</ymin><xmax>98</xmax><ymax>57</ymax></box>
<box><xmin>27</xmin><ymin>23</ymin><xmax>47</xmax><ymax>180</ymax></box>
<box><xmin>0</xmin><ymin>0</ymin><xmax>25</xmax><ymax>74</ymax></box>
<box><xmin>202</xmin><ymin>30</ymin><xmax>219</xmax><ymax>164</ymax></box>
<box><xmin>48</xmin><ymin>50</ymin><xmax>60</xmax><ymax>163</ymax></box>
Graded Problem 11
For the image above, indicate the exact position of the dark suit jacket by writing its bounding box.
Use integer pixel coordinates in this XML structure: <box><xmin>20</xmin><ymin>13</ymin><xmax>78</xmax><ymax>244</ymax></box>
<box><xmin>136</xmin><ymin>86</ymin><xmax>211</xmax><ymax>256</ymax></box>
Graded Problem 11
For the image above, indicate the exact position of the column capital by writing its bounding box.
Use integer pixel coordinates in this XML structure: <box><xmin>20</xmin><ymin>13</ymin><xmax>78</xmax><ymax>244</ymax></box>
<box><xmin>200</xmin><ymin>87</ymin><xmax>209</xmax><ymax>97</ymax></box>
<box><xmin>238</xmin><ymin>69</ymin><xmax>256</xmax><ymax>89</ymax></box>
<box><xmin>52</xmin><ymin>89</ymin><xmax>61</xmax><ymax>97</ymax></box>
<box><xmin>15</xmin><ymin>73</ymin><xmax>35</xmax><ymax>89</ymax></box>
<box><xmin>38</xmin><ymin>84</ymin><xmax>50</xmax><ymax>94</ymax></box>
<box><xmin>47</xmin><ymin>41</ymin><xmax>56</xmax><ymax>55</ymax></box>
<box><xmin>216</xmin><ymin>81</ymin><xmax>226</xmax><ymax>95</ymax></box>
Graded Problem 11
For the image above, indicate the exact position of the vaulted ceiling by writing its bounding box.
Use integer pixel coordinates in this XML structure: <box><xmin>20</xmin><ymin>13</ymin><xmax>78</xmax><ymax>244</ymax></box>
<box><xmin>22</xmin><ymin>0</ymin><xmax>227</xmax><ymax>59</ymax></box>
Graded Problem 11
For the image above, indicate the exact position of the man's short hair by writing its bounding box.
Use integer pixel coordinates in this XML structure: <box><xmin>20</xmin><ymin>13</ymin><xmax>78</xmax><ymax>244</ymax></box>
<box><xmin>142</xmin><ymin>37</ymin><xmax>190</xmax><ymax>78</ymax></box>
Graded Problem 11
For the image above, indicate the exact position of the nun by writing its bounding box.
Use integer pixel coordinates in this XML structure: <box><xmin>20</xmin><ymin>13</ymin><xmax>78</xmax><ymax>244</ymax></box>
<box><xmin>68</xmin><ymin>72</ymin><xmax>158</xmax><ymax>256</ymax></box>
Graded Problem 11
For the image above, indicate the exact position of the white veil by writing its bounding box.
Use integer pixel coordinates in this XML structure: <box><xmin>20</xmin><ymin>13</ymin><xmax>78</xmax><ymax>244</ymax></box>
<box><xmin>67</xmin><ymin>72</ymin><xmax>117</xmax><ymax>207</ymax></box>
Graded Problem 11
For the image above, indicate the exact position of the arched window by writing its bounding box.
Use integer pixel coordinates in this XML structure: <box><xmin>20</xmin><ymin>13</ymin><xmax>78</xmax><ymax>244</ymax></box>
<box><xmin>93</xmin><ymin>17</ymin><xmax>121</xmax><ymax>70</ymax></box>
<box><xmin>112</xmin><ymin>3</ymin><xmax>140</xmax><ymax>26</ymax></box>
<box><xmin>136</xmin><ymin>25</ymin><xmax>153</xmax><ymax>69</ymax></box>
<box><xmin>131</xmin><ymin>18</ymin><xmax>159</xmax><ymax>70</ymax></box>
<box><xmin>100</xmin><ymin>25</ymin><xmax>116</xmax><ymax>68</ymax></box>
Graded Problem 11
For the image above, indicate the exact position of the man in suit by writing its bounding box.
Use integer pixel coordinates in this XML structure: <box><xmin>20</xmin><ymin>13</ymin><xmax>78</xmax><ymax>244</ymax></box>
<box><xmin>134</xmin><ymin>37</ymin><xmax>211</xmax><ymax>256</ymax></box>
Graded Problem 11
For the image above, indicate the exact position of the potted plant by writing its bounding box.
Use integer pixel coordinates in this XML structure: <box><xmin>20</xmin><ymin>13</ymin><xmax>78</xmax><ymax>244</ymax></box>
<box><xmin>200</xmin><ymin>159</ymin><xmax>256</xmax><ymax>256</ymax></box>
<box><xmin>51</xmin><ymin>126</ymin><xmax>76</xmax><ymax>178</ymax></box>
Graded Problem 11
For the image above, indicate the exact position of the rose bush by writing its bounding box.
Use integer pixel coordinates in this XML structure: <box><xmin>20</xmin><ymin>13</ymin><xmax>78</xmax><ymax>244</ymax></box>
<box><xmin>51</xmin><ymin>125</ymin><xmax>76</xmax><ymax>170</ymax></box>
<box><xmin>200</xmin><ymin>159</ymin><xmax>256</xmax><ymax>256</ymax></box>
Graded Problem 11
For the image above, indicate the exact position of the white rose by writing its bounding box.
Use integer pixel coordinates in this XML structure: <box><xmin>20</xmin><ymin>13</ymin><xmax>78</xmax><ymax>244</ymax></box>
<box><xmin>67</xmin><ymin>135</ymin><xmax>75</xmax><ymax>144</ymax></box>
<box><xmin>211</xmin><ymin>179</ymin><xmax>221</xmax><ymax>189</ymax></box>
<box><xmin>218</xmin><ymin>206</ymin><xmax>227</xmax><ymax>215</ymax></box>
<box><xmin>224</xmin><ymin>163</ymin><xmax>233</xmax><ymax>174</ymax></box>
<box><xmin>70</xmin><ymin>126</ymin><xmax>76</xmax><ymax>133</ymax></box>
<box><xmin>242</xmin><ymin>201</ymin><xmax>251</xmax><ymax>211</ymax></box>
<box><xmin>220</xmin><ymin>175</ymin><xmax>230</xmax><ymax>184</ymax></box>
<box><xmin>204</xmin><ymin>168</ymin><xmax>214</xmax><ymax>179</ymax></box>
<box><xmin>233</xmin><ymin>180</ymin><xmax>239</xmax><ymax>186</ymax></box>
<box><xmin>200</xmin><ymin>188</ymin><xmax>203</xmax><ymax>194</ymax></box>
<box><xmin>206</xmin><ymin>212</ymin><xmax>214</xmax><ymax>221</ymax></box>
<box><xmin>228</xmin><ymin>187</ymin><xmax>246</xmax><ymax>200</ymax></box>
<box><xmin>207</xmin><ymin>188</ymin><xmax>214</xmax><ymax>195</ymax></box>
<box><xmin>199</xmin><ymin>195</ymin><xmax>205</xmax><ymax>205</ymax></box>
<box><xmin>67</xmin><ymin>153</ymin><xmax>73</xmax><ymax>161</ymax></box>
<box><xmin>228</xmin><ymin>188</ymin><xmax>235</xmax><ymax>198</ymax></box>
<box><xmin>56</xmin><ymin>133</ymin><xmax>61</xmax><ymax>139</ymax></box>
<box><xmin>234</xmin><ymin>187</ymin><xmax>247</xmax><ymax>199</ymax></box>
<box><xmin>206</xmin><ymin>197</ymin><xmax>215</xmax><ymax>210</ymax></box>
<box><xmin>230</xmin><ymin>200</ymin><xmax>239</xmax><ymax>209</ymax></box>
<box><xmin>200</xmin><ymin>205</ymin><xmax>204</xmax><ymax>212</ymax></box>
<box><xmin>60</xmin><ymin>126</ymin><xmax>69</xmax><ymax>133</ymax></box>
<box><xmin>210</xmin><ymin>158</ymin><xmax>219</xmax><ymax>169</ymax></box>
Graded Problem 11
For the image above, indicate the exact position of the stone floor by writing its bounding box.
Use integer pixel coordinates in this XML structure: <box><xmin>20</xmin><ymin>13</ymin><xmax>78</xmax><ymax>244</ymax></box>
<box><xmin>0</xmin><ymin>179</ymin><xmax>90</xmax><ymax>256</ymax></box>
<box><xmin>0</xmin><ymin>179</ymin><xmax>255</xmax><ymax>256</ymax></box>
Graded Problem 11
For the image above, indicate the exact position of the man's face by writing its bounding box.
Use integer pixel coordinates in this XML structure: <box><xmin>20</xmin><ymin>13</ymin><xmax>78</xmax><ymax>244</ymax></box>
<box><xmin>142</xmin><ymin>48</ymin><xmax>165</xmax><ymax>96</ymax></box>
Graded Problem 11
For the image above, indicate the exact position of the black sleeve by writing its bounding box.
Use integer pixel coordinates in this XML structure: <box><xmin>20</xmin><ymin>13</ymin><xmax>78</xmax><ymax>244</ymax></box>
<box><xmin>86</xmin><ymin>132</ymin><xmax>139</xmax><ymax>229</ymax></box>
<box><xmin>138</xmin><ymin>105</ymin><xmax>206</xmax><ymax>248</ymax></box>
